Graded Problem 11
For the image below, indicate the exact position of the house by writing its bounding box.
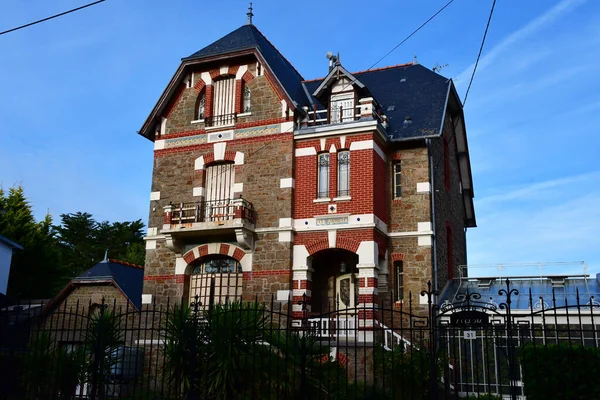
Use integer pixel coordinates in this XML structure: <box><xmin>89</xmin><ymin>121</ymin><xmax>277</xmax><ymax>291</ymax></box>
<box><xmin>0</xmin><ymin>235</ymin><xmax>23</xmax><ymax>295</ymax></box>
<box><xmin>47</xmin><ymin>258</ymin><xmax>144</xmax><ymax>314</ymax></box>
<box><xmin>137</xmin><ymin>13</ymin><xmax>476</xmax><ymax>334</ymax></box>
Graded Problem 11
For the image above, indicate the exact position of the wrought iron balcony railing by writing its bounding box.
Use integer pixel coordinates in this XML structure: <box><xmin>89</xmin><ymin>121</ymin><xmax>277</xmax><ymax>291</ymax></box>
<box><xmin>204</xmin><ymin>113</ymin><xmax>236</xmax><ymax>127</ymax></box>
<box><xmin>165</xmin><ymin>198</ymin><xmax>256</xmax><ymax>225</ymax></box>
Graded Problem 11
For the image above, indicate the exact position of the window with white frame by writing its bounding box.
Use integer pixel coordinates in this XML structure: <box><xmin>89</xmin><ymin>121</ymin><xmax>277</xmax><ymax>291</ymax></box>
<box><xmin>394</xmin><ymin>260</ymin><xmax>404</xmax><ymax>301</ymax></box>
<box><xmin>317</xmin><ymin>153</ymin><xmax>330</xmax><ymax>198</ymax></box>
<box><xmin>337</xmin><ymin>151</ymin><xmax>350</xmax><ymax>197</ymax></box>
<box><xmin>330</xmin><ymin>93</ymin><xmax>355</xmax><ymax>123</ymax></box>
<box><xmin>393</xmin><ymin>161</ymin><xmax>402</xmax><ymax>199</ymax></box>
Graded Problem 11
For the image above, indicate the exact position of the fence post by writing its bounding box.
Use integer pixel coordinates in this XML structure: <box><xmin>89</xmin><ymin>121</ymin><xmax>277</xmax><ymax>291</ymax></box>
<box><xmin>422</xmin><ymin>281</ymin><xmax>440</xmax><ymax>400</ymax></box>
<box><xmin>499</xmin><ymin>279</ymin><xmax>519</xmax><ymax>400</ymax></box>
<box><xmin>299</xmin><ymin>292</ymin><xmax>308</xmax><ymax>400</ymax></box>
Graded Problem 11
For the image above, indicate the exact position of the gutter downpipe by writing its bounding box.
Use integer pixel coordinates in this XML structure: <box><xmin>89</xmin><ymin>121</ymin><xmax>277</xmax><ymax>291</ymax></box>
<box><xmin>426</xmin><ymin>138</ymin><xmax>438</xmax><ymax>293</ymax></box>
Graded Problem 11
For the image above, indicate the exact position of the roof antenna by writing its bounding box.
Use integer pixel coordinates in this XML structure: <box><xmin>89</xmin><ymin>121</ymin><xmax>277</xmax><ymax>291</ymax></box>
<box><xmin>101</xmin><ymin>249</ymin><xmax>108</xmax><ymax>263</ymax></box>
<box><xmin>246</xmin><ymin>2</ymin><xmax>254</xmax><ymax>25</ymax></box>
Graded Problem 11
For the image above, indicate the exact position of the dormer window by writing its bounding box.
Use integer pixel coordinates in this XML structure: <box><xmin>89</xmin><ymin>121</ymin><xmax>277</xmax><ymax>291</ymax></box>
<box><xmin>330</xmin><ymin>93</ymin><xmax>355</xmax><ymax>123</ymax></box>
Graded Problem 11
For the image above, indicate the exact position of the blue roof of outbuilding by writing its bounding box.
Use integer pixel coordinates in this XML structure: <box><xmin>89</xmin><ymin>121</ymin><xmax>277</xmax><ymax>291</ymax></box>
<box><xmin>184</xmin><ymin>24</ymin><xmax>307</xmax><ymax>107</ymax></box>
<box><xmin>440</xmin><ymin>275</ymin><xmax>600</xmax><ymax>311</ymax></box>
<box><xmin>0</xmin><ymin>235</ymin><xmax>23</xmax><ymax>250</ymax></box>
<box><xmin>75</xmin><ymin>260</ymin><xmax>144</xmax><ymax>309</ymax></box>
<box><xmin>302</xmin><ymin>63</ymin><xmax>452</xmax><ymax>140</ymax></box>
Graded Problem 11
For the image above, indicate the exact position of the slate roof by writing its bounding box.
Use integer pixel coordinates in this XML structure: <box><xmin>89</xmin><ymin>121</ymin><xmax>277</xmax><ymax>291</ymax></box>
<box><xmin>184</xmin><ymin>24</ymin><xmax>307</xmax><ymax>107</ymax></box>
<box><xmin>439</xmin><ymin>275</ymin><xmax>600</xmax><ymax>310</ymax></box>
<box><xmin>302</xmin><ymin>63</ymin><xmax>453</xmax><ymax>140</ymax></box>
<box><xmin>0</xmin><ymin>235</ymin><xmax>23</xmax><ymax>250</ymax></box>
<box><xmin>74</xmin><ymin>259</ymin><xmax>144</xmax><ymax>309</ymax></box>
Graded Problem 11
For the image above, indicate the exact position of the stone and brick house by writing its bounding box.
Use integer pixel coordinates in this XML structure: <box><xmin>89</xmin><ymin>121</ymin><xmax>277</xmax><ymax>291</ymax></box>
<box><xmin>137</xmin><ymin>17</ymin><xmax>476</xmax><ymax>333</ymax></box>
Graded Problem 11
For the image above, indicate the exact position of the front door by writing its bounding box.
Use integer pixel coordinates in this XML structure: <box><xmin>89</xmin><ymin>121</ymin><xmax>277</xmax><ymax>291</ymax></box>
<box><xmin>336</xmin><ymin>273</ymin><xmax>357</xmax><ymax>312</ymax></box>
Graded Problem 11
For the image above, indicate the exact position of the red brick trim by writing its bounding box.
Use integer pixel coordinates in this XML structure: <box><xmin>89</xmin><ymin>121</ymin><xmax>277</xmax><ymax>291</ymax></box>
<box><xmin>209</xmin><ymin>69</ymin><xmax>221</xmax><ymax>80</ymax></box>
<box><xmin>241</xmin><ymin>70</ymin><xmax>254</xmax><ymax>83</ymax></box>
<box><xmin>228</xmin><ymin>65</ymin><xmax>240</xmax><ymax>76</ymax></box>
<box><xmin>163</xmin><ymin>83</ymin><xmax>185</xmax><ymax>118</ymax></box>
<box><xmin>144</xmin><ymin>274</ymin><xmax>177</xmax><ymax>281</ymax></box>
<box><xmin>391</xmin><ymin>253</ymin><xmax>405</xmax><ymax>261</ymax></box>
<box><xmin>305</xmin><ymin>239</ymin><xmax>329</xmax><ymax>255</ymax></box>
<box><xmin>193</xmin><ymin>79</ymin><xmax>206</xmax><ymax>92</ymax></box>
<box><xmin>242</xmin><ymin>270</ymin><xmax>291</xmax><ymax>280</ymax></box>
<box><xmin>219</xmin><ymin>244</ymin><xmax>230</xmax><ymax>255</ymax></box>
<box><xmin>336</xmin><ymin>237</ymin><xmax>360</xmax><ymax>253</ymax></box>
<box><xmin>182</xmin><ymin>243</ymin><xmax>247</xmax><ymax>266</ymax></box>
<box><xmin>158</xmin><ymin>117</ymin><xmax>287</xmax><ymax>141</ymax></box>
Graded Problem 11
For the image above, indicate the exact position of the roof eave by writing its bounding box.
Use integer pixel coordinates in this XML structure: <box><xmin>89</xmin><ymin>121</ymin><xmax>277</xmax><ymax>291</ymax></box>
<box><xmin>138</xmin><ymin>47</ymin><xmax>297</xmax><ymax>141</ymax></box>
<box><xmin>312</xmin><ymin>65</ymin><xmax>366</xmax><ymax>98</ymax></box>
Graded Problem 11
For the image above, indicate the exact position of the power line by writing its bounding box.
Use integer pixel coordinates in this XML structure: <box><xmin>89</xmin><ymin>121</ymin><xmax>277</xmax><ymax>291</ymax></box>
<box><xmin>365</xmin><ymin>0</ymin><xmax>455</xmax><ymax>73</ymax></box>
<box><xmin>462</xmin><ymin>0</ymin><xmax>497</xmax><ymax>107</ymax></box>
<box><xmin>0</xmin><ymin>0</ymin><xmax>106</xmax><ymax>36</ymax></box>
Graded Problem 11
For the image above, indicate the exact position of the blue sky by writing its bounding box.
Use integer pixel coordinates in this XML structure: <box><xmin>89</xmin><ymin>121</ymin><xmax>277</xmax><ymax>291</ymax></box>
<box><xmin>1</xmin><ymin>0</ymin><xmax>598</xmax><ymax>277</ymax></box>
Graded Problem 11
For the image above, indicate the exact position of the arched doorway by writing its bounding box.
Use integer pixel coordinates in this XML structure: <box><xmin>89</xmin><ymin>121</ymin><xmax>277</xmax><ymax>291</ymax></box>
<box><xmin>311</xmin><ymin>249</ymin><xmax>359</xmax><ymax>314</ymax></box>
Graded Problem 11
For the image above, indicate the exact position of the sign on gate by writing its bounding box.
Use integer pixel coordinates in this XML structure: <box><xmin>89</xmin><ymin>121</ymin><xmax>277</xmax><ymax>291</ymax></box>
<box><xmin>463</xmin><ymin>330</ymin><xmax>476</xmax><ymax>340</ymax></box>
<box><xmin>450</xmin><ymin>310</ymin><xmax>489</xmax><ymax>327</ymax></box>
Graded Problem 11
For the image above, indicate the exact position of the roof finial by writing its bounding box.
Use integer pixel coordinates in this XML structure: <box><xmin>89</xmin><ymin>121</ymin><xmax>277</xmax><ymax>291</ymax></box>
<box><xmin>413</xmin><ymin>53</ymin><xmax>419</xmax><ymax>65</ymax></box>
<box><xmin>246</xmin><ymin>2</ymin><xmax>254</xmax><ymax>25</ymax></box>
<box><xmin>101</xmin><ymin>249</ymin><xmax>108</xmax><ymax>263</ymax></box>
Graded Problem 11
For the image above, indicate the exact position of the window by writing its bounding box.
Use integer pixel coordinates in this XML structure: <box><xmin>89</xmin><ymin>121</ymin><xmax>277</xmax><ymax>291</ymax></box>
<box><xmin>317</xmin><ymin>153</ymin><xmax>330</xmax><ymax>198</ymax></box>
<box><xmin>243</xmin><ymin>85</ymin><xmax>251</xmax><ymax>113</ymax></box>
<box><xmin>394</xmin><ymin>261</ymin><xmax>404</xmax><ymax>301</ymax></box>
<box><xmin>337</xmin><ymin>151</ymin><xmax>350</xmax><ymax>196</ymax></box>
<box><xmin>330</xmin><ymin>94</ymin><xmax>355</xmax><ymax>123</ymax></box>
<box><xmin>205</xmin><ymin>162</ymin><xmax>235</xmax><ymax>221</ymax></box>
<box><xmin>211</xmin><ymin>77</ymin><xmax>236</xmax><ymax>126</ymax></box>
<box><xmin>195</xmin><ymin>89</ymin><xmax>205</xmax><ymax>120</ymax></box>
<box><xmin>189</xmin><ymin>255</ymin><xmax>242</xmax><ymax>308</ymax></box>
<box><xmin>393</xmin><ymin>162</ymin><xmax>402</xmax><ymax>199</ymax></box>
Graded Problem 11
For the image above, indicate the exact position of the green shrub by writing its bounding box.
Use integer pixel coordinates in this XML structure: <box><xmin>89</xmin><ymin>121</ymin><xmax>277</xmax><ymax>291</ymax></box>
<box><xmin>520</xmin><ymin>343</ymin><xmax>600</xmax><ymax>400</ymax></box>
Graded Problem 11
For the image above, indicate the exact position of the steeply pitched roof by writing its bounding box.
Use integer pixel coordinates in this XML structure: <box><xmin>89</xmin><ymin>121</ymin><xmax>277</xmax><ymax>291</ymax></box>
<box><xmin>74</xmin><ymin>259</ymin><xmax>144</xmax><ymax>309</ymax></box>
<box><xmin>303</xmin><ymin>63</ymin><xmax>453</xmax><ymax>140</ymax></box>
<box><xmin>0</xmin><ymin>235</ymin><xmax>23</xmax><ymax>250</ymax></box>
<box><xmin>184</xmin><ymin>24</ymin><xmax>307</xmax><ymax>107</ymax></box>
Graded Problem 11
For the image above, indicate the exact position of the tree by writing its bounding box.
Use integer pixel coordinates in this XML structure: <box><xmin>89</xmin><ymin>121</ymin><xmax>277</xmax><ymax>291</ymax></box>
<box><xmin>0</xmin><ymin>187</ymin><xmax>66</xmax><ymax>298</ymax></box>
<box><xmin>55</xmin><ymin>212</ymin><xmax>145</xmax><ymax>277</ymax></box>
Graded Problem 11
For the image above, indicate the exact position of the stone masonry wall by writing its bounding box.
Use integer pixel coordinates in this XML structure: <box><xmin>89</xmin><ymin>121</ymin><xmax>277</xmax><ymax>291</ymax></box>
<box><xmin>386</xmin><ymin>142</ymin><xmax>433</xmax><ymax>309</ymax></box>
<box><xmin>431</xmin><ymin>115</ymin><xmax>468</xmax><ymax>290</ymax></box>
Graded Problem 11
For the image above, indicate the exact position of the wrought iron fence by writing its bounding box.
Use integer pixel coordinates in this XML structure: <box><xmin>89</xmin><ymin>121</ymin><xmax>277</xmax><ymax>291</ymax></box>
<box><xmin>1</xmin><ymin>280</ymin><xmax>600</xmax><ymax>399</ymax></box>
<box><xmin>204</xmin><ymin>113</ymin><xmax>236</xmax><ymax>127</ymax></box>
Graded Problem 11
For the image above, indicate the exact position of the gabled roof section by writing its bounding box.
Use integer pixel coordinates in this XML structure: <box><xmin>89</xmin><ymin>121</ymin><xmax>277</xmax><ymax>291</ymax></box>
<box><xmin>184</xmin><ymin>24</ymin><xmax>307</xmax><ymax>107</ymax></box>
<box><xmin>302</xmin><ymin>63</ymin><xmax>450</xmax><ymax>140</ymax></box>
<box><xmin>311</xmin><ymin>64</ymin><xmax>366</xmax><ymax>98</ymax></box>
<box><xmin>71</xmin><ymin>259</ymin><xmax>144</xmax><ymax>309</ymax></box>
<box><xmin>0</xmin><ymin>235</ymin><xmax>23</xmax><ymax>250</ymax></box>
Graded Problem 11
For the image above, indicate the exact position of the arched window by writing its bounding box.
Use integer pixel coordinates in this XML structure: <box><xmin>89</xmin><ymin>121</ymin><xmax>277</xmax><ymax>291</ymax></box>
<box><xmin>243</xmin><ymin>85</ymin><xmax>251</xmax><ymax>113</ymax></box>
<box><xmin>189</xmin><ymin>255</ymin><xmax>242</xmax><ymax>307</ymax></box>
<box><xmin>195</xmin><ymin>89</ymin><xmax>206</xmax><ymax>120</ymax></box>
<box><xmin>191</xmin><ymin>255</ymin><xmax>241</xmax><ymax>274</ymax></box>
<box><xmin>204</xmin><ymin>162</ymin><xmax>235</xmax><ymax>222</ymax></box>
<box><xmin>317</xmin><ymin>153</ymin><xmax>329</xmax><ymax>199</ymax></box>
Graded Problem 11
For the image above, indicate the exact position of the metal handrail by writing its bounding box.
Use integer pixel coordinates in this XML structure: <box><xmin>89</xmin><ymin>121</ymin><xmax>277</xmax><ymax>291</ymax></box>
<box><xmin>169</xmin><ymin>198</ymin><xmax>256</xmax><ymax>224</ymax></box>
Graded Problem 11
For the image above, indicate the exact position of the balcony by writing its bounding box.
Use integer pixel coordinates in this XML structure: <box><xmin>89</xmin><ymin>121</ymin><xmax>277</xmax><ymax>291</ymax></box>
<box><xmin>204</xmin><ymin>113</ymin><xmax>236</xmax><ymax>128</ymax></box>
<box><xmin>162</xmin><ymin>198</ymin><xmax>256</xmax><ymax>250</ymax></box>
<box><xmin>299</xmin><ymin>97</ymin><xmax>387</xmax><ymax>130</ymax></box>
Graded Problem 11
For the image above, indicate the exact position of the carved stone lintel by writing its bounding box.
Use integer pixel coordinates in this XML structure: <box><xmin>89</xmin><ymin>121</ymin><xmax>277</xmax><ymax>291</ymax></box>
<box><xmin>164</xmin><ymin>233</ymin><xmax>183</xmax><ymax>254</ymax></box>
<box><xmin>235</xmin><ymin>227</ymin><xmax>254</xmax><ymax>250</ymax></box>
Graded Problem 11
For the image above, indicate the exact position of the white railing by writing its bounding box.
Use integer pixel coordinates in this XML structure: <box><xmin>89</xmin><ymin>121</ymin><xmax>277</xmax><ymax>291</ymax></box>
<box><xmin>377</xmin><ymin>321</ymin><xmax>416</xmax><ymax>351</ymax></box>
<box><xmin>307</xmin><ymin>316</ymin><xmax>357</xmax><ymax>338</ymax></box>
